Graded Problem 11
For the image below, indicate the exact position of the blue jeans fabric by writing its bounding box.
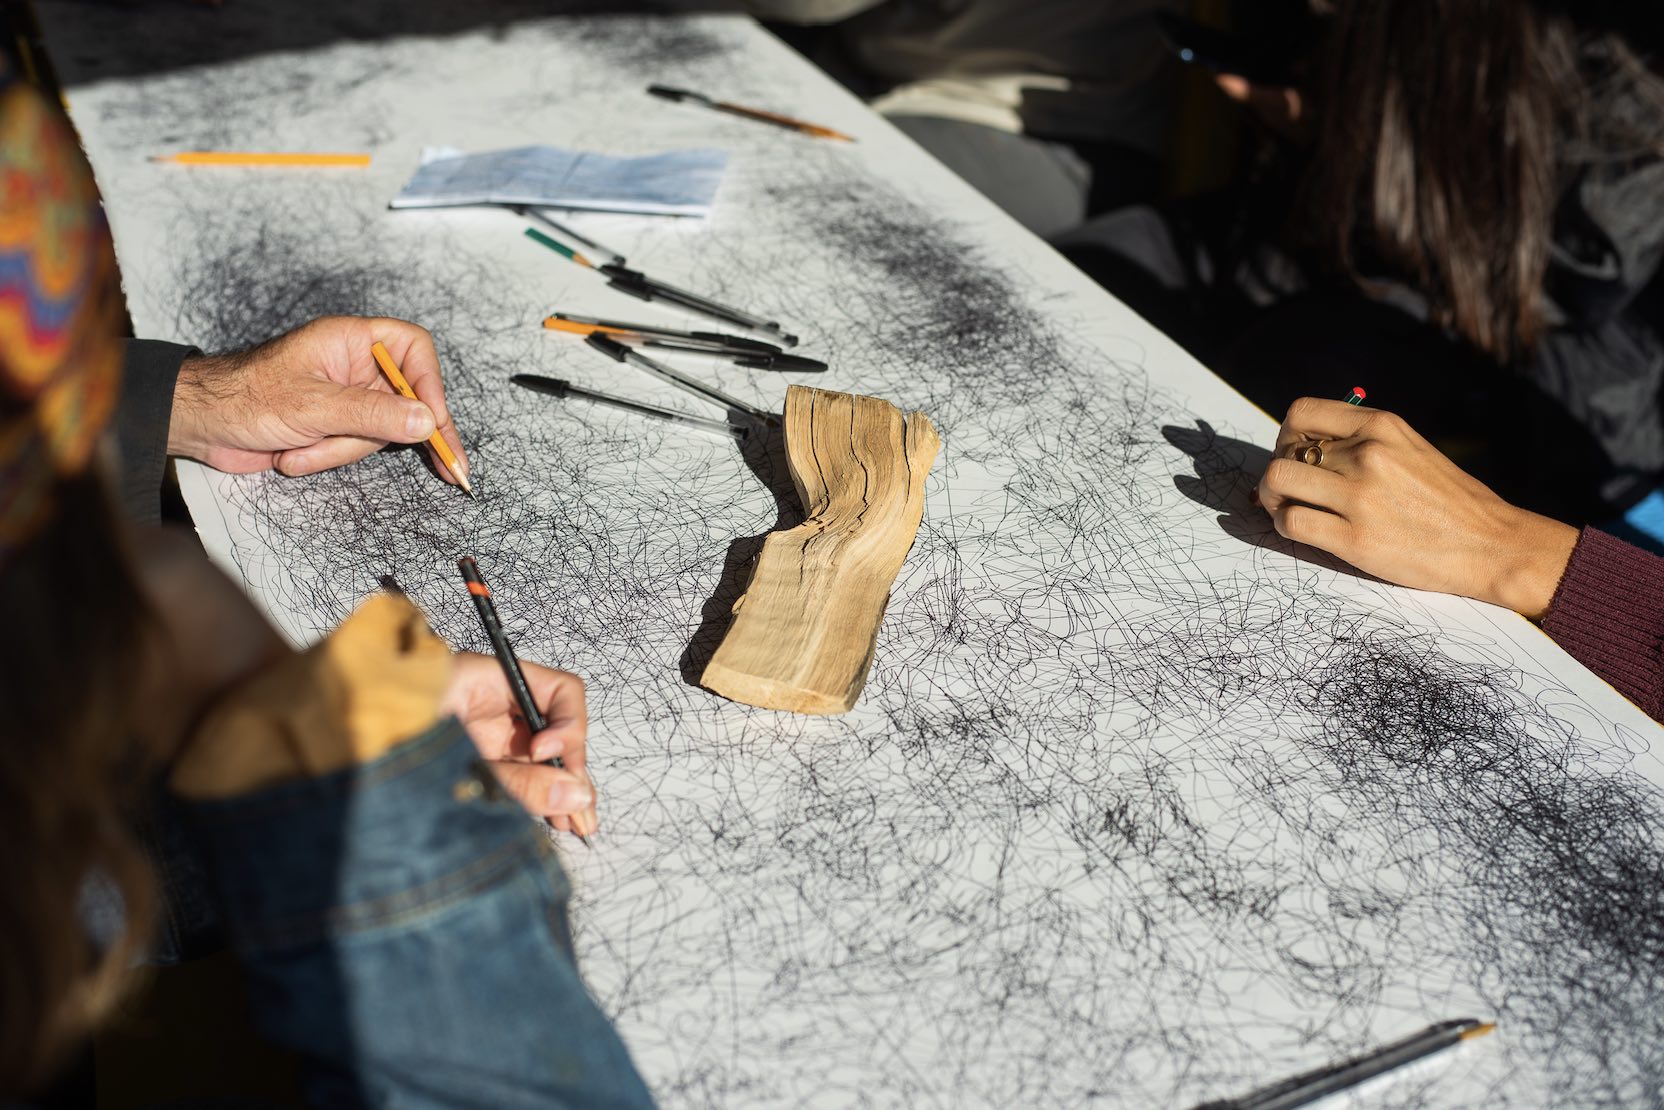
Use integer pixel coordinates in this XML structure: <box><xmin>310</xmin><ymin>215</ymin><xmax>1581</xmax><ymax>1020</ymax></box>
<box><xmin>178</xmin><ymin>719</ymin><xmax>655</xmax><ymax>1109</ymax></box>
<box><xmin>137</xmin><ymin>790</ymin><xmax>223</xmax><ymax>965</ymax></box>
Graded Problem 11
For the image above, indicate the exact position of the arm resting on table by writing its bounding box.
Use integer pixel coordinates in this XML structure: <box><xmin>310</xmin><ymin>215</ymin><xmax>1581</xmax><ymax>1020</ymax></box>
<box><xmin>1543</xmin><ymin>527</ymin><xmax>1664</xmax><ymax>722</ymax></box>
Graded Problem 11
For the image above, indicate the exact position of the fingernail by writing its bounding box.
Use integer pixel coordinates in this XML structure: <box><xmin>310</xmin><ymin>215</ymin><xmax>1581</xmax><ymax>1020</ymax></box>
<box><xmin>532</xmin><ymin>734</ymin><xmax>564</xmax><ymax>762</ymax></box>
<box><xmin>405</xmin><ymin>404</ymin><xmax>436</xmax><ymax>438</ymax></box>
<box><xmin>548</xmin><ymin>780</ymin><xmax>593</xmax><ymax>812</ymax></box>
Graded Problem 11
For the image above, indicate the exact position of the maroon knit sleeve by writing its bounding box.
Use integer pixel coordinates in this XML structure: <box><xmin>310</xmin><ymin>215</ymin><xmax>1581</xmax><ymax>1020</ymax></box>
<box><xmin>1541</xmin><ymin>528</ymin><xmax>1664</xmax><ymax>722</ymax></box>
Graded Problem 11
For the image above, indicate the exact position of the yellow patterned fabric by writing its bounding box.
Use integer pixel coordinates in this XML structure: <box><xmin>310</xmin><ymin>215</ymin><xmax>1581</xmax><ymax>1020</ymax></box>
<box><xmin>170</xmin><ymin>594</ymin><xmax>454</xmax><ymax>799</ymax></box>
<box><xmin>0</xmin><ymin>62</ymin><xmax>125</xmax><ymax>560</ymax></box>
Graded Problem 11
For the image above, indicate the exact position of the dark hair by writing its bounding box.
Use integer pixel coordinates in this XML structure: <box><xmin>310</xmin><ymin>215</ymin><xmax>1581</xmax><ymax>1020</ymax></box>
<box><xmin>1298</xmin><ymin>0</ymin><xmax>1664</xmax><ymax>362</ymax></box>
<box><xmin>0</xmin><ymin>470</ymin><xmax>157</xmax><ymax>1093</ymax></box>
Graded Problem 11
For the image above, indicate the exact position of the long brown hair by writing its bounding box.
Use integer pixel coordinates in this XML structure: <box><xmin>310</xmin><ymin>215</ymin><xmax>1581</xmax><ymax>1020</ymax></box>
<box><xmin>0</xmin><ymin>469</ymin><xmax>157</xmax><ymax>1093</ymax></box>
<box><xmin>1298</xmin><ymin>0</ymin><xmax>1664</xmax><ymax>362</ymax></box>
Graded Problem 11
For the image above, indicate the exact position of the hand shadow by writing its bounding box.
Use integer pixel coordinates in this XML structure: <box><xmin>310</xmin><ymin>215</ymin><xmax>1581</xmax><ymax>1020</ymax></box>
<box><xmin>678</xmin><ymin>412</ymin><xmax>802</xmax><ymax>686</ymax></box>
<box><xmin>1162</xmin><ymin>419</ymin><xmax>1371</xmax><ymax>581</ymax></box>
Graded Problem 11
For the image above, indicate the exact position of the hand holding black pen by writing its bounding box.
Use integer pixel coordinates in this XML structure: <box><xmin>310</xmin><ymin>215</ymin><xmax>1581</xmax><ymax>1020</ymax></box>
<box><xmin>456</xmin><ymin>557</ymin><xmax>597</xmax><ymax>844</ymax></box>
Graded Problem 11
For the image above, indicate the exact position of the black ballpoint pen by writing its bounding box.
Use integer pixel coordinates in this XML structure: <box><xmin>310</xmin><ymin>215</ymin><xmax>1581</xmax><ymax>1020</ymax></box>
<box><xmin>585</xmin><ymin>334</ymin><xmax>776</xmax><ymax>426</ymax></box>
<box><xmin>456</xmin><ymin>557</ymin><xmax>593</xmax><ymax>847</ymax></box>
<box><xmin>512</xmin><ymin>373</ymin><xmax>749</xmax><ymax>439</ymax></box>
<box><xmin>521</xmin><ymin>236</ymin><xmax>799</xmax><ymax>345</ymax></box>
<box><xmin>1194</xmin><ymin>1019</ymin><xmax>1496</xmax><ymax>1110</ymax></box>
<box><xmin>626</xmin><ymin>340</ymin><xmax>825</xmax><ymax>373</ymax></box>
<box><xmin>599</xmin><ymin>263</ymin><xmax>799</xmax><ymax>347</ymax></box>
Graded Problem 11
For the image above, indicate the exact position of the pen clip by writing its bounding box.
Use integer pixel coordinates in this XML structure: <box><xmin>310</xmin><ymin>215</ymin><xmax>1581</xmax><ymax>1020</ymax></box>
<box><xmin>585</xmin><ymin>335</ymin><xmax>631</xmax><ymax>362</ymax></box>
<box><xmin>601</xmin><ymin>265</ymin><xmax>654</xmax><ymax>302</ymax></box>
<box><xmin>690</xmin><ymin>330</ymin><xmax>777</xmax><ymax>353</ymax></box>
<box><xmin>511</xmin><ymin>373</ymin><xmax>573</xmax><ymax>398</ymax></box>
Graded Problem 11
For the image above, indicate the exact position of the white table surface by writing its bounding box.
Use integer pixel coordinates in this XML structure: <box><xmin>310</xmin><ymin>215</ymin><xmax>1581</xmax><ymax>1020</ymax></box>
<box><xmin>38</xmin><ymin>4</ymin><xmax>1664</xmax><ymax>1106</ymax></box>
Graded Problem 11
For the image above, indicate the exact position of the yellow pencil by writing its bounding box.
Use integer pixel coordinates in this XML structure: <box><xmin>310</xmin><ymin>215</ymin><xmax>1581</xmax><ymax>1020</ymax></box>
<box><xmin>369</xmin><ymin>341</ymin><xmax>474</xmax><ymax>496</ymax></box>
<box><xmin>149</xmin><ymin>152</ymin><xmax>372</xmax><ymax>167</ymax></box>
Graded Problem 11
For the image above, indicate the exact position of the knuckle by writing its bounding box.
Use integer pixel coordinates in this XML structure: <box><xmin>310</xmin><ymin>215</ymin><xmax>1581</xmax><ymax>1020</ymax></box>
<box><xmin>1263</xmin><ymin>458</ymin><xmax>1300</xmax><ymax>487</ymax></box>
<box><xmin>1365</xmin><ymin>410</ymin><xmax>1406</xmax><ymax>439</ymax></box>
<box><xmin>1284</xmin><ymin>396</ymin><xmax>1319</xmax><ymax>425</ymax></box>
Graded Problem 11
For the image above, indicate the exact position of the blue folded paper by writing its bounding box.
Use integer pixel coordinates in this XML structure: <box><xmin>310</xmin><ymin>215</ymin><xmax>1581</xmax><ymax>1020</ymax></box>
<box><xmin>390</xmin><ymin>144</ymin><xmax>727</xmax><ymax>217</ymax></box>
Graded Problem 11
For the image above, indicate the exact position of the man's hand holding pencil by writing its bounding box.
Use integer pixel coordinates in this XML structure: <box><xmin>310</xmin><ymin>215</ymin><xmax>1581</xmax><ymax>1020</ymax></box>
<box><xmin>169</xmin><ymin>315</ymin><xmax>471</xmax><ymax>488</ymax></box>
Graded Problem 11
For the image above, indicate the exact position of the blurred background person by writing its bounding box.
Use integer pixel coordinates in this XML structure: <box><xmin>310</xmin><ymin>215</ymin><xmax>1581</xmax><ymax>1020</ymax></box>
<box><xmin>1059</xmin><ymin>1</ymin><xmax>1664</xmax><ymax>537</ymax></box>
<box><xmin>752</xmin><ymin>0</ymin><xmax>1183</xmax><ymax>238</ymax></box>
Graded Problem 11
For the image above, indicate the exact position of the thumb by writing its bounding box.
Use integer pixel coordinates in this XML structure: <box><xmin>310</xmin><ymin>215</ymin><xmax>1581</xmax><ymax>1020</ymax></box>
<box><xmin>314</xmin><ymin>383</ymin><xmax>437</xmax><ymax>443</ymax></box>
<box><xmin>489</xmin><ymin>762</ymin><xmax>595</xmax><ymax>820</ymax></box>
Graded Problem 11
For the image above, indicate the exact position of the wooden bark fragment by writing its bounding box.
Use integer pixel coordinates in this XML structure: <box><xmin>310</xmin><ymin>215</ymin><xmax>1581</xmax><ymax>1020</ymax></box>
<box><xmin>702</xmin><ymin>384</ymin><xmax>941</xmax><ymax>714</ymax></box>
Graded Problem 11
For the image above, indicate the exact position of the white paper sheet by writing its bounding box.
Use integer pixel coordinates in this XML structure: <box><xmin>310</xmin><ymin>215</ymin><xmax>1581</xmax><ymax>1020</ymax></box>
<box><xmin>39</xmin><ymin>4</ymin><xmax>1664</xmax><ymax>1107</ymax></box>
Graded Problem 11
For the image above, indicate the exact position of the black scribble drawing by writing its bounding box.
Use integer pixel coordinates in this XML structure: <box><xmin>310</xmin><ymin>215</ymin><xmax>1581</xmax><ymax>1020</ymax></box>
<box><xmin>41</xmin><ymin>2</ymin><xmax>1664</xmax><ymax>1106</ymax></box>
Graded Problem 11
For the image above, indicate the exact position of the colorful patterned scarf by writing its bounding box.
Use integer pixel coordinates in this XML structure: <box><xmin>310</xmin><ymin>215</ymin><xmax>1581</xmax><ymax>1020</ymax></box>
<box><xmin>0</xmin><ymin>60</ymin><xmax>124</xmax><ymax>563</ymax></box>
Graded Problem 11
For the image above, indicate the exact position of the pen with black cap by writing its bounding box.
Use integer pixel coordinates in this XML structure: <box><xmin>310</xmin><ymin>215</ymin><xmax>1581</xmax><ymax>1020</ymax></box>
<box><xmin>521</xmin><ymin>226</ymin><xmax>798</xmax><ymax>346</ymax></box>
<box><xmin>585</xmin><ymin>334</ymin><xmax>775</xmax><ymax>427</ymax></box>
<box><xmin>512</xmin><ymin>373</ymin><xmax>749</xmax><ymax>439</ymax></box>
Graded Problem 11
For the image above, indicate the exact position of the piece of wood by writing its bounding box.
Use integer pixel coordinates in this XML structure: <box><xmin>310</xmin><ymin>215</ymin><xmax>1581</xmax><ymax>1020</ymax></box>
<box><xmin>702</xmin><ymin>384</ymin><xmax>941</xmax><ymax>714</ymax></box>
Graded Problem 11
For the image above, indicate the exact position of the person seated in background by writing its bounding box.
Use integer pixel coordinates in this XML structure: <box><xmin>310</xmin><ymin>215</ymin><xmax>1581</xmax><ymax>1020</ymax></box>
<box><xmin>1059</xmin><ymin>0</ymin><xmax>1664</xmax><ymax>528</ymax></box>
<box><xmin>1258</xmin><ymin>398</ymin><xmax>1664</xmax><ymax>722</ymax></box>
<box><xmin>748</xmin><ymin>0</ymin><xmax>1181</xmax><ymax>238</ymax></box>
<box><xmin>0</xmin><ymin>66</ymin><xmax>653</xmax><ymax>1106</ymax></box>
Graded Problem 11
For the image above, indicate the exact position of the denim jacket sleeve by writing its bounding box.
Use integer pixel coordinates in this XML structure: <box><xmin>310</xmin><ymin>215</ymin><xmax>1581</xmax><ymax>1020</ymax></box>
<box><xmin>177</xmin><ymin>716</ymin><xmax>656</xmax><ymax>1110</ymax></box>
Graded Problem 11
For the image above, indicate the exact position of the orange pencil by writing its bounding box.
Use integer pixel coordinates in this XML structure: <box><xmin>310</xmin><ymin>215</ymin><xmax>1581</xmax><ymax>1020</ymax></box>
<box><xmin>150</xmin><ymin>151</ymin><xmax>372</xmax><ymax>166</ymax></box>
<box><xmin>369</xmin><ymin>341</ymin><xmax>473</xmax><ymax>496</ymax></box>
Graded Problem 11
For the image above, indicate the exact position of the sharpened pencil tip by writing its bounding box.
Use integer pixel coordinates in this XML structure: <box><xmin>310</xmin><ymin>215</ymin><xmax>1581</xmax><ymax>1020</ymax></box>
<box><xmin>577</xmin><ymin>833</ymin><xmax>593</xmax><ymax>849</ymax></box>
<box><xmin>1461</xmin><ymin>1022</ymin><xmax>1496</xmax><ymax>1041</ymax></box>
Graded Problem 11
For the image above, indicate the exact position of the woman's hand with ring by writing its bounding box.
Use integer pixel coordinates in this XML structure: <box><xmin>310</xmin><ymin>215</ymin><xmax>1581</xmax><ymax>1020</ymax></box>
<box><xmin>1257</xmin><ymin>398</ymin><xmax>1578</xmax><ymax>617</ymax></box>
